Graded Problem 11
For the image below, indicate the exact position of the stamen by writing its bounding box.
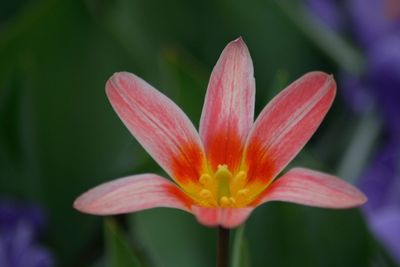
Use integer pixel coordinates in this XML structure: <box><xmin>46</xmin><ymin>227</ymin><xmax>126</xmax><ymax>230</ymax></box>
<box><xmin>234</xmin><ymin>171</ymin><xmax>246</xmax><ymax>183</ymax></box>
<box><xmin>200</xmin><ymin>189</ymin><xmax>212</xmax><ymax>198</ymax></box>
<box><xmin>220</xmin><ymin>196</ymin><xmax>230</xmax><ymax>207</ymax></box>
<box><xmin>237</xmin><ymin>188</ymin><xmax>249</xmax><ymax>196</ymax></box>
<box><xmin>199</xmin><ymin>174</ymin><xmax>212</xmax><ymax>185</ymax></box>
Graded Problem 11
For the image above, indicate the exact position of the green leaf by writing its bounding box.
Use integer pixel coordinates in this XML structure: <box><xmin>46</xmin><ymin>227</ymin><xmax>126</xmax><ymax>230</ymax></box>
<box><xmin>158</xmin><ymin>45</ymin><xmax>208</xmax><ymax>123</ymax></box>
<box><xmin>104</xmin><ymin>218</ymin><xmax>143</xmax><ymax>267</ymax></box>
<box><xmin>337</xmin><ymin>108</ymin><xmax>381</xmax><ymax>183</ymax></box>
<box><xmin>248</xmin><ymin>204</ymin><xmax>370</xmax><ymax>267</ymax></box>
<box><xmin>131</xmin><ymin>210</ymin><xmax>215</xmax><ymax>267</ymax></box>
<box><xmin>232</xmin><ymin>224</ymin><xmax>251</xmax><ymax>267</ymax></box>
<box><xmin>272</xmin><ymin>0</ymin><xmax>365</xmax><ymax>75</ymax></box>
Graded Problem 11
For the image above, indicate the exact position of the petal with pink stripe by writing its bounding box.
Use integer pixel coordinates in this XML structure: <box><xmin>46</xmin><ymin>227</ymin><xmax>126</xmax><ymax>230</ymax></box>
<box><xmin>200</xmin><ymin>38</ymin><xmax>255</xmax><ymax>172</ymax></box>
<box><xmin>106</xmin><ymin>72</ymin><xmax>206</xmax><ymax>185</ymax></box>
<box><xmin>74</xmin><ymin>174</ymin><xmax>193</xmax><ymax>215</ymax></box>
<box><xmin>243</xmin><ymin>72</ymin><xmax>336</xmax><ymax>186</ymax></box>
<box><xmin>254</xmin><ymin>168</ymin><xmax>367</xmax><ymax>208</ymax></box>
<box><xmin>192</xmin><ymin>206</ymin><xmax>253</xmax><ymax>228</ymax></box>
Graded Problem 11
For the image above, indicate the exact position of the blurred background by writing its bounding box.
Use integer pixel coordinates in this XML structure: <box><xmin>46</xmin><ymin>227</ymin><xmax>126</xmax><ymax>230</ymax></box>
<box><xmin>1</xmin><ymin>0</ymin><xmax>399</xmax><ymax>266</ymax></box>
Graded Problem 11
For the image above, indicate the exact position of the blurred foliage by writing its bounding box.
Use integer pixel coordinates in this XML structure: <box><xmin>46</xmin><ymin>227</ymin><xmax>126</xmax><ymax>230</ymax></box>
<box><xmin>0</xmin><ymin>0</ymin><xmax>397</xmax><ymax>266</ymax></box>
<box><xmin>232</xmin><ymin>225</ymin><xmax>250</xmax><ymax>267</ymax></box>
<box><xmin>104</xmin><ymin>218</ymin><xmax>142</xmax><ymax>267</ymax></box>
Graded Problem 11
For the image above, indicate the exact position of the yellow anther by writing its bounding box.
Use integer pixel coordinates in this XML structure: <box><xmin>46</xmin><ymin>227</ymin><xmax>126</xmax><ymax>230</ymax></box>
<box><xmin>231</xmin><ymin>170</ymin><xmax>248</xmax><ymax>193</ymax></box>
<box><xmin>199</xmin><ymin>174</ymin><xmax>212</xmax><ymax>185</ymax></box>
<box><xmin>200</xmin><ymin>189</ymin><xmax>212</xmax><ymax>198</ymax></box>
<box><xmin>229</xmin><ymin>197</ymin><xmax>236</xmax><ymax>205</ymax></box>
<box><xmin>220</xmin><ymin>196</ymin><xmax>230</xmax><ymax>207</ymax></box>
<box><xmin>234</xmin><ymin>171</ymin><xmax>246</xmax><ymax>183</ymax></box>
<box><xmin>237</xmin><ymin>188</ymin><xmax>249</xmax><ymax>197</ymax></box>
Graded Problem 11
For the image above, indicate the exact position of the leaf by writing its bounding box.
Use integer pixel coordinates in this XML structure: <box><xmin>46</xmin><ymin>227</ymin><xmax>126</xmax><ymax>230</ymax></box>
<box><xmin>337</xmin><ymin>109</ymin><xmax>381</xmax><ymax>183</ymax></box>
<box><xmin>158</xmin><ymin>45</ymin><xmax>207</xmax><ymax>123</ymax></box>
<box><xmin>131</xmin><ymin>210</ymin><xmax>215</xmax><ymax>267</ymax></box>
<box><xmin>248</xmin><ymin>204</ymin><xmax>370</xmax><ymax>267</ymax></box>
<box><xmin>104</xmin><ymin>217</ymin><xmax>143</xmax><ymax>267</ymax></box>
<box><xmin>231</xmin><ymin>224</ymin><xmax>251</xmax><ymax>267</ymax></box>
<box><xmin>272</xmin><ymin>0</ymin><xmax>364</xmax><ymax>75</ymax></box>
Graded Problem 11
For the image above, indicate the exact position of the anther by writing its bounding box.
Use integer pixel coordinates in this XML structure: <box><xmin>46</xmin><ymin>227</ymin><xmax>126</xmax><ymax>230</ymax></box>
<box><xmin>234</xmin><ymin>171</ymin><xmax>246</xmax><ymax>183</ymax></box>
<box><xmin>231</xmin><ymin>171</ymin><xmax>248</xmax><ymax>193</ymax></box>
<box><xmin>220</xmin><ymin>196</ymin><xmax>230</xmax><ymax>207</ymax></box>
<box><xmin>200</xmin><ymin>189</ymin><xmax>212</xmax><ymax>198</ymax></box>
<box><xmin>237</xmin><ymin>188</ymin><xmax>249</xmax><ymax>197</ymax></box>
<box><xmin>199</xmin><ymin>174</ymin><xmax>212</xmax><ymax>185</ymax></box>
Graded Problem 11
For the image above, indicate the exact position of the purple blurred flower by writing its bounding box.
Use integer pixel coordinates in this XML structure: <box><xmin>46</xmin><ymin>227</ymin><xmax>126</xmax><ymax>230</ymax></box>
<box><xmin>360</xmin><ymin>142</ymin><xmax>400</xmax><ymax>263</ymax></box>
<box><xmin>308</xmin><ymin>0</ymin><xmax>400</xmax><ymax>262</ymax></box>
<box><xmin>347</xmin><ymin>0</ymin><xmax>400</xmax><ymax>262</ymax></box>
<box><xmin>339</xmin><ymin>73</ymin><xmax>372</xmax><ymax>113</ymax></box>
<box><xmin>347</xmin><ymin>0</ymin><xmax>400</xmax><ymax>48</ymax></box>
<box><xmin>367</xmin><ymin>35</ymin><xmax>400</xmax><ymax>137</ymax></box>
<box><xmin>306</xmin><ymin>0</ymin><xmax>344</xmax><ymax>31</ymax></box>
<box><xmin>0</xmin><ymin>199</ymin><xmax>54</xmax><ymax>267</ymax></box>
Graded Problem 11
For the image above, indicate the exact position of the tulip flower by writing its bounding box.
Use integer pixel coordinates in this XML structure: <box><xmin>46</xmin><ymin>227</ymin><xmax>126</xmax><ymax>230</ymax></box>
<box><xmin>74</xmin><ymin>38</ymin><xmax>366</xmax><ymax>229</ymax></box>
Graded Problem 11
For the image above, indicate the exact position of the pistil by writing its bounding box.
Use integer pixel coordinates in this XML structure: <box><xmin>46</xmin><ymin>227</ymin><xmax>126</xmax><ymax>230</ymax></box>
<box><xmin>215</xmin><ymin>164</ymin><xmax>232</xmax><ymax>205</ymax></box>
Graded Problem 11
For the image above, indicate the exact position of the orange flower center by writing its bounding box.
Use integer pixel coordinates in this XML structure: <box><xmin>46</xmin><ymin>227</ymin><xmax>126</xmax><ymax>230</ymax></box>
<box><xmin>195</xmin><ymin>164</ymin><xmax>251</xmax><ymax>207</ymax></box>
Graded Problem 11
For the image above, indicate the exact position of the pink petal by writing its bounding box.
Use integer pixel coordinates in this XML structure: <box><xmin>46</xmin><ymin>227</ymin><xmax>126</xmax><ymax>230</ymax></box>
<box><xmin>74</xmin><ymin>174</ymin><xmax>193</xmax><ymax>215</ymax></box>
<box><xmin>199</xmin><ymin>38</ymin><xmax>255</xmax><ymax>172</ymax></box>
<box><xmin>106</xmin><ymin>72</ymin><xmax>206</xmax><ymax>185</ymax></box>
<box><xmin>244</xmin><ymin>72</ymin><xmax>336</xmax><ymax>185</ymax></box>
<box><xmin>192</xmin><ymin>206</ymin><xmax>254</xmax><ymax>228</ymax></box>
<box><xmin>255</xmin><ymin>167</ymin><xmax>367</xmax><ymax>208</ymax></box>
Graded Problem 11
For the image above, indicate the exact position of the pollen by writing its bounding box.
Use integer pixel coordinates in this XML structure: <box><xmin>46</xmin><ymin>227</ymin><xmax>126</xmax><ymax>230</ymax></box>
<box><xmin>196</xmin><ymin>164</ymin><xmax>251</xmax><ymax>207</ymax></box>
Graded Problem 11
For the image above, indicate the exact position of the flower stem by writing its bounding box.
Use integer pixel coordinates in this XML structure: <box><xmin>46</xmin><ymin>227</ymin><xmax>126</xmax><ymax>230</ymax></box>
<box><xmin>217</xmin><ymin>226</ymin><xmax>230</xmax><ymax>267</ymax></box>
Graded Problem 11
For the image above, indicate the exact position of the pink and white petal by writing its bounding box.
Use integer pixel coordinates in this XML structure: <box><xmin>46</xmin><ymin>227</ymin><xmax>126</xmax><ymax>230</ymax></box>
<box><xmin>243</xmin><ymin>72</ymin><xmax>336</xmax><ymax>185</ymax></box>
<box><xmin>192</xmin><ymin>206</ymin><xmax>254</xmax><ymax>228</ymax></box>
<box><xmin>199</xmin><ymin>38</ymin><xmax>255</xmax><ymax>172</ymax></box>
<box><xmin>74</xmin><ymin>174</ymin><xmax>194</xmax><ymax>215</ymax></box>
<box><xmin>254</xmin><ymin>167</ymin><xmax>367</xmax><ymax>208</ymax></box>
<box><xmin>106</xmin><ymin>72</ymin><xmax>206</xmax><ymax>185</ymax></box>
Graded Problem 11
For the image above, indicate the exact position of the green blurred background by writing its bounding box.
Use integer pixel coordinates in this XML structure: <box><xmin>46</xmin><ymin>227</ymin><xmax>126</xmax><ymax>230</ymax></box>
<box><xmin>0</xmin><ymin>0</ymin><xmax>397</xmax><ymax>266</ymax></box>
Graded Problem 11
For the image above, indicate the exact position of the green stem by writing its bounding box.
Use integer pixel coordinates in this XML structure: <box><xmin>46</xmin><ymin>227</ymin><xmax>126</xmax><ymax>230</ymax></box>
<box><xmin>217</xmin><ymin>226</ymin><xmax>230</xmax><ymax>267</ymax></box>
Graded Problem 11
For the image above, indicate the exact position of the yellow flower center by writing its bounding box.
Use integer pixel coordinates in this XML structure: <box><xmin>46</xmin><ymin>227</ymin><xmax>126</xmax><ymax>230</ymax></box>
<box><xmin>196</xmin><ymin>164</ymin><xmax>250</xmax><ymax>207</ymax></box>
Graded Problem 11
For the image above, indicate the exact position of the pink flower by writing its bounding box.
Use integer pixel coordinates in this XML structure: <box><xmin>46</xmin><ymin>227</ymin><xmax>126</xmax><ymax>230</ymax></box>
<box><xmin>74</xmin><ymin>38</ymin><xmax>367</xmax><ymax>228</ymax></box>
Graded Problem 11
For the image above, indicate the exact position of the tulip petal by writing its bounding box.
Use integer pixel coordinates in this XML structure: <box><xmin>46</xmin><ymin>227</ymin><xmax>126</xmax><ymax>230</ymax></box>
<box><xmin>74</xmin><ymin>174</ymin><xmax>194</xmax><ymax>215</ymax></box>
<box><xmin>200</xmin><ymin>38</ymin><xmax>255</xmax><ymax>172</ymax></box>
<box><xmin>192</xmin><ymin>206</ymin><xmax>253</xmax><ymax>228</ymax></box>
<box><xmin>106</xmin><ymin>72</ymin><xmax>206</xmax><ymax>185</ymax></box>
<box><xmin>244</xmin><ymin>72</ymin><xmax>336</xmax><ymax>185</ymax></box>
<box><xmin>255</xmin><ymin>168</ymin><xmax>367</xmax><ymax>208</ymax></box>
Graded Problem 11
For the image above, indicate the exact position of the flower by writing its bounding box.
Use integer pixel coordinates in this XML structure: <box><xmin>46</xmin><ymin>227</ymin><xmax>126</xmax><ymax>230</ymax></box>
<box><xmin>0</xmin><ymin>198</ymin><xmax>54</xmax><ymax>267</ymax></box>
<box><xmin>74</xmin><ymin>38</ymin><xmax>366</xmax><ymax>228</ymax></box>
<box><xmin>359</xmin><ymin>142</ymin><xmax>400</xmax><ymax>263</ymax></box>
<box><xmin>307</xmin><ymin>0</ymin><xmax>400</xmax><ymax>261</ymax></box>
